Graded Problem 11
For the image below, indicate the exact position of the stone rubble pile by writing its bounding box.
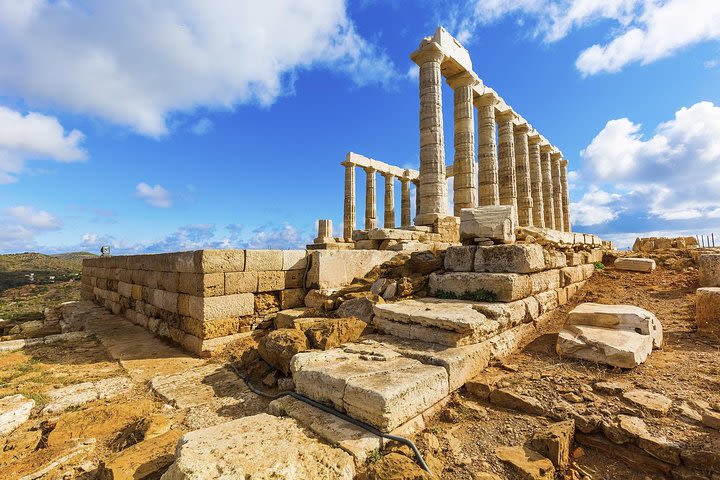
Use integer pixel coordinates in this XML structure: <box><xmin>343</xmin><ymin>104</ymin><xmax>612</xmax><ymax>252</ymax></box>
<box><xmin>632</xmin><ymin>236</ymin><xmax>699</xmax><ymax>252</ymax></box>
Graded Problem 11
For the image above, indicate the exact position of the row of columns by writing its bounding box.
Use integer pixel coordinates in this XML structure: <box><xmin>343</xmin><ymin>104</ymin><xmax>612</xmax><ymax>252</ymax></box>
<box><xmin>341</xmin><ymin>161</ymin><xmax>418</xmax><ymax>239</ymax></box>
<box><xmin>413</xmin><ymin>42</ymin><xmax>572</xmax><ymax>232</ymax></box>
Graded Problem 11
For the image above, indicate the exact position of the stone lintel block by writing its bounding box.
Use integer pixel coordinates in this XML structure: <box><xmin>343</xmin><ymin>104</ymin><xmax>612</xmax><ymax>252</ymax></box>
<box><xmin>444</xmin><ymin>246</ymin><xmax>476</xmax><ymax>272</ymax></box>
<box><xmin>474</xmin><ymin>244</ymin><xmax>546</xmax><ymax>274</ymax></box>
<box><xmin>696</xmin><ymin>287</ymin><xmax>720</xmax><ymax>338</ymax></box>
<box><xmin>699</xmin><ymin>254</ymin><xmax>720</xmax><ymax>287</ymax></box>
<box><xmin>615</xmin><ymin>257</ymin><xmax>656</xmax><ymax>273</ymax></box>
<box><xmin>245</xmin><ymin>250</ymin><xmax>284</xmax><ymax>272</ymax></box>
<box><xmin>178</xmin><ymin>272</ymin><xmax>225</xmax><ymax>296</ymax></box>
<box><xmin>188</xmin><ymin>293</ymin><xmax>254</xmax><ymax>321</ymax></box>
<box><xmin>175</xmin><ymin>249</ymin><xmax>246</xmax><ymax>273</ymax></box>
<box><xmin>282</xmin><ymin>250</ymin><xmax>309</xmax><ymax>271</ymax></box>
<box><xmin>225</xmin><ymin>271</ymin><xmax>258</xmax><ymax>294</ymax></box>
<box><xmin>429</xmin><ymin>272</ymin><xmax>532</xmax><ymax>302</ymax></box>
<box><xmin>568</xmin><ymin>303</ymin><xmax>663</xmax><ymax>348</ymax></box>
<box><xmin>257</xmin><ymin>271</ymin><xmax>285</xmax><ymax>292</ymax></box>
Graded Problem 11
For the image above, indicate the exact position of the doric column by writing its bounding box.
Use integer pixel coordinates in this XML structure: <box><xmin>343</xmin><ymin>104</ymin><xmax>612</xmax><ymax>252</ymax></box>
<box><xmin>401</xmin><ymin>173</ymin><xmax>411</xmax><ymax>227</ymax></box>
<box><xmin>551</xmin><ymin>152</ymin><xmax>564</xmax><ymax>232</ymax></box>
<box><xmin>412</xmin><ymin>43</ymin><xmax>448</xmax><ymax>226</ymax></box>
<box><xmin>364</xmin><ymin>167</ymin><xmax>377</xmax><ymax>230</ymax></box>
<box><xmin>412</xmin><ymin>179</ymin><xmax>421</xmax><ymax>222</ymax></box>
<box><xmin>476</xmin><ymin>92</ymin><xmax>499</xmax><ymax>206</ymax></box>
<box><xmin>540</xmin><ymin>145</ymin><xmax>555</xmax><ymax>230</ymax></box>
<box><xmin>496</xmin><ymin>110</ymin><xmax>517</xmax><ymax>212</ymax></box>
<box><xmin>383</xmin><ymin>173</ymin><xmax>396</xmax><ymax>228</ymax></box>
<box><xmin>315</xmin><ymin>219</ymin><xmax>333</xmax><ymax>243</ymax></box>
<box><xmin>448</xmin><ymin>72</ymin><xmax>477</xmax><ymax>216</ymax></box>
<box><xmin>513</xmin><ymin>121</ymin><xmax>533</xmax><ymax>226</ymax></box>
<box><xmin>341</xmin><ymin>161</ymin><xmax>356</xmax><ymax>239</ymax></box>
<box><xmin>527</xmin><ymin>132</ymin><xmax>545</xmax><ymax>229</ymax></box>
<box><xmin>561</xmin><ymin>159</ymin><xmax>571</xmax><ymax>232</ymax></box>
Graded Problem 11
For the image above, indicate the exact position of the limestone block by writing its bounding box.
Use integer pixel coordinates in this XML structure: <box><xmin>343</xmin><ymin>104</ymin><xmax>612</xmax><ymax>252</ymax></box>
<box><xmin>529</xmin><ymin>420</ymin><xmax>575</xmax><ymax>469</ymax></box>
<box><xmin>280</xmin><ymin>289</ymin><xmax>305</xmax><ymax>310</ymax></box>
<box><xmin>0</xmin><ymin>394</ymin><xmax>34</xmax><ymax>436</ymax></box>
<box><xmin>615</xmin><ymin>257</ymin><xmax>656</xmax><ymax>273</ymax></box>
<box><xmin>175</xmin><ymin>249</ymin><xmax>246</xmax><ymax>273</ymax></box>
<box><xmin>444</xmin><ymin>246</ymin><xmax>476</xmax><ymax>272</ymax></box>
<box><xmin>581</xmin><ymin>263</ymin><xmax>596</xmax><ymax>280</ymax></box>
<box><xmin>282</xmin><ymin>250</ymin><xmax>308</xmax><ymax>271</ymax></box>
<box><xmin>117</xmin><ymin>281</ymin><xmax>132</xmax><ymax>298</ymax></box>
<box><xmin>699</xmin><ymin>254</ymin><xmax>720</xmax><ymax>287</ymax></box>
<box><xmin>284</xmin><ymin>269</ymin><xmax>303</xmax><ymax>289</ymax></box>
<box><xmin>535</xmin><ymin>290</ymin><xmax>559</xmax><ymax>314</ymax></box>
<box><xmin>429</xmin><ymin>272</ymin><xmax>532</xmax><ymax>302</ymax></box>
<box><xmin>474</xmin><ymin>244</ymin><xmax>546</xmax><ymax>274</ymax></box>
<box><xmin>274</xmin><ymin>308</ymin><xmax>309</xmax><ymax>328</ymax></box>
<box><xmin>556</xmin><ymin>287</ymin><xmax>568</xmax><ymax>306</ymax></box>
<box><xmin>224</xmin><ymin>271</ymin><xmax>257</xmax><ymax>294</ymax></box>
<box><xmin>152</xmin><ymin>290</ymin><xmax>179</xmax><ymax>314</ymax></box>
<box><xmin>568</xmin><ymin>303</ymin><xmax>663</xmax><ymax>348</ymax></box>
<box><xmin>560</xmin><ymin>266</ymin><xmax>584</xmax><ymax>286</ymax></box>
<box><xmin>459</xmin><ymin>205</ymin><xmax>517</xmax><ymax>243</ymax></box>
<box><xmin>257</xmin><ymin>271</ymin><xmax>285</xmax><ymax>292</ymax></box>
<box><xmin>696</xmin><ymin>287</ymin><xmax>720</xmax><ymax>338</ymax></box>
<box><xmin>472</xmin><ymin>300</ymin><xmax>529</xmax><ymax>329</ymax></box>
<box><xmin>180</xmin><ymin>316</ymin><xmax>240</xmax><ymax>340</ymax></box>
<box><xmin>158</xmin><ymin>272</ymin><xmax>179</xmax><ymax>293</ymax></box>
<box><xmin>566</xmin><ymin>252</ymin><xmax>581</xmax><ymax>266</ymax></box>
<box><xmin>178</xmin><ymin>272</ymin><xmax>225</xmax><ymax>296</ymax></box>
<box><xmin>544</xmin><ymin>250</ymin><xmax>567</xmax><ymax>269</ymax></box>
<box><xmin>307</xmin><ymin>250</ymin><xmax>399</xmax><ymax>289</ymax></box>
<box><xmin>354</xmin><ymin>239</ymin><xmax>381</xmax><ymax>250</ymax></box>
<box><xmin>556</xmin><ymin>325</ymin><xmax>653</xmax><ymax>369</ymax></box>
<box><xmin>245</xmin><ymin>250</ymin><xmax>283</xmax><ymax>272</ymax></box>
<box><xmin>495</xmin><ymin>446</ymin><xmax>555</xmax><ymax>480</ymax></box>
<box><xmin>367</xmin><ymin>228</ymin><xmax>416</xmax><ymax>241</ymax></box>
<box><xmin>530</xmin><ymin>270</ymin><xmax>562</xmax><ymax>294</ymax></box>
<box><xmin>188</xmin><ymin>294</ymin><xmax>254</xmax><ymax>321</ymax></box>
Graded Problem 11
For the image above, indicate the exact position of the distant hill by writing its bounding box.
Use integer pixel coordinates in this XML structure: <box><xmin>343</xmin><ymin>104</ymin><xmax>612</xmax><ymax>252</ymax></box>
<box><xmin>0</xmin><ymin>252</ymin><xmax>95</xmax><ymax>292</ymax></box>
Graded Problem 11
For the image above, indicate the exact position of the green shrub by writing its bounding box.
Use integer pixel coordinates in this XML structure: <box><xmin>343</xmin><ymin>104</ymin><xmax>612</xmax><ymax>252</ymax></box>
<box><xmin>594</xmin><ymin>261</ymin><xmax>606</xmax><ymax>270</ymax></box>
<box><xmin>432</xmin><ymin>288</ymin><xmax>497</xmax><ymax>302</ymax></box>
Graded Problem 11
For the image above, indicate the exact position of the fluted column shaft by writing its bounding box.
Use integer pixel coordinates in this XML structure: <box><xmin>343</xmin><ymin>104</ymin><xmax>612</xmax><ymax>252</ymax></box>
<box><xmin>540</xmin><ymin>147</ymin><xmax>555</xmax><ymax>230</ymax></box>
<box><xmin>528</xmin><ymin>135</ymin><xmax>545</xmax><ymax>228</ymax></box>
<box><xmin>448</xmin><ymin>73</ymin><xmax>477</xmax><ymax>216</ymax></box>
<box><xmin>513</xmin><ymin>123</ymin><xmax>533</xmax><ymax>226</ymax></box>
<box><xmin>342</xmin><ymin>162</ymin><xmax>356</xmax><ymax>239</ymax></box>
<box><xmin>496</xmin><ymin>111</ymin><xmax>517</xmax><ymax>211</ymax></box>
<box><xmin>415</xmin><ymin>45</ymin><xmax>448</xmax><ymax>226</ymax></box>
<box><xmin>364</xmin><ymin>167</ymin><xmax>377</xmax><ymax>230</ymax></box>
<box><xmin>412</xmin><ymin>180</ymin><xmax>421</xmax><ymax>223</ymax></box>
<box><xmin>383</xmin><ymin>173</ymin><xmax>396</xmax><ymax>228</ymax></box>
<box><xmin>401</xmin><ymin>176</ymin><xmax>411</xmax><ymax>227</ymax></box>
<box><xmin>551</xmin><ymin>153</ymin><xmax>564</xmax><ymax>232</ymax></box>
<box><xmin>561</xmin><ymin>159</ymin><xmax>571</xmax><ymax>232</ymax></box>
<box><xmin>476</xmin><ymin>94</ymin><xmax>499</xmax><ymax>206</ymax></box>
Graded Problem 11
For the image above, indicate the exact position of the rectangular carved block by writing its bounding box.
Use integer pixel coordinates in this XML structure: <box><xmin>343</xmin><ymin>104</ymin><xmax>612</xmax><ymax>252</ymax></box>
<box><xmin>225</xmin><ymin>271</ymin><xmax>258</xmax><ymax>294</ymax></box>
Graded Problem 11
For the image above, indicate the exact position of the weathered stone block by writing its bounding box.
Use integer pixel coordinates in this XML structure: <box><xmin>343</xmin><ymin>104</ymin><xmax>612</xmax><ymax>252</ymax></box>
<box><xmin>284</xmin><ymin>269</ymin><xmax>303</xmax><ymax>289</ymax></box>
<box><xmin>175</xmin><ymin>249</ymin><xmax>245</xmax><ymax>273</ymax></box>
<box><xmin>429</xmin><ymin>272</ymin><xmax>532</xmax><ymax>302</ymax></box>
<box><xmin>444</xmin><ymin>246</ymin><xmax>476</xmax><ymax>272</ymax></box>
<box><xmin>535</xmin><ymin>290</ymin><xmax>559</xmax><ymax>314</ymax></box>
<box><xmin>565</xmin><ymin>252</ymin><xmax>582</xmax><ymax>266</ymax></box>
<box><xmin>225</xmin><ymin>271</ymin><xmax>258</xmax><ymax>294</ymax></box>
<box><xmin>158</xmin><ymin>272</ymin><xmax>179</xmax><ymax>293</ymax></box>
<box><xmin>696</xmin><ymin>287</ymin><xmax>720</xmax><ymax>338</ymax></box>
<box><xmin>245</xmin><ymin>250</ymin><xmax>284</xmax><ymax>272</ymax></box>
<box><xmin>117</xmin><ymin>281</ymin><xmax>132</xmax><ymax>298</ymax></box>
<box><xmin>282</xmin><ymin>250</ymin><xmax>309</xmax><ymax>271</ymax></box>
<box><xmin>460</xmin><ymin>205</ymin><xmax>517</xmax><ymax>243</ymax></box>
<box><xmin>568</xmin><ymin>303</ymin><xmax>663</xmax><ymax>348</ymax></box>
<box><xmin>530</xmin><ymin>270</ymin><xmax>562</xmax><ymax>294</ymax></box>
<box><xmin>556</xmin><ymin>325</ymin><xmax>653</xmax><ymax>369</ymax></box>
<box><xmin>257</xmin><ymin>271</ymin><xmax>285</xmax><ymax>292</ymax></box>
<box><xmin>560</xmin><ymin>266</ymin><xmax>584</xmax><ymax>286</ymax></box>
<box><xmin>699</xmin><ymin>254</ymin><xmax>720</xmax><ymax>287</ymax></box>
<box><xmin>178</xmin><ymin>272</ymin><xmax>225</xmax><ymax>296</ymax></box>
<box><xmin>544</xmin><ymin>250</ymin><xmax>567</xmax><ymax>269</ymax></box>
<box><xmin>280</xmin><ymin>289</ymin><xmax>306</xmax><ymax>310</ymax></box>
<box><xmin>615</xmin><ymin>257</ymin><xmax>656</xmax><ymax>273</ymax></box>
<box><xmin>188</xmin><ymin>293</ymin><xmax>254</xmax><ymax>321</ymax></box>
<box><xmin>474</xmin><ymin>244</ymin><xmax>545</xmax><ymax>274</ymax></box>
<box><xmin>180</xmin><ymin>316</ymin><xmax>240</xmax><ymax>339</ymax></box>
<box><xmin>307</xmin><ymin>250</ymin><xmax>399</xmax><ymax>289</ymax></box>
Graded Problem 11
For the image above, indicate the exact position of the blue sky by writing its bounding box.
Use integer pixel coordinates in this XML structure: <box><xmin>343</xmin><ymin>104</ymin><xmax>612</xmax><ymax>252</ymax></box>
<box><xmin>1</xmin><ymin>0</ymin><xmax>719</xmax><ymax>253</ymax></box>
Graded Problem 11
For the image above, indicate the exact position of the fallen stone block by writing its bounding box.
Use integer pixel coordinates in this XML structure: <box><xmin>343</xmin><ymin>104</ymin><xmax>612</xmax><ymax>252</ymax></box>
<box><xmin>489</xmin><ymin>388</ymin><xmax>545</xmax><ymax>416</ymax></box>
<box><xmin>495</xmin><ymin>446</ymin><xmax>555</xmax><ymax>480</ymax></box>
<box><xmin>42</xmin><ymin>376</ymin><xmax>133</xmax><ymax>414</ymax></box>
<box><xmin>100</xmin><ymin>429</ymin><xmax>183</xmax><ymax>480</ymax></box>
<box><xmin>615</xmin><ymin>257</ymin><xmax>656</xmax><ymax>272</ymax></box>
<box><xmin>274</xmin><ymin>308</ymin><xmax>309</xmax><ymax>328</ymax></box>
<box><xmin>567</xmin><ymin>303</ymin><xmax>663</xmax><ymax>348</ymax></box>
<box><xmin>696</xmin><ymin>287</ymin><xmax>720</xmax><ymax>338</ymax></box>
<box><xmin>460</xmin><ymin>205</ymin><xmax>517</xmax><ymax>244</ymax></box>
<box><xmin>556</xmin><ymin>325</ymin><xmax>653</xmax><ymax>369</ymax></box>
<box><xmin>474</xmin><ymin>244</ymin><xmax>546</xmax><ymax>273</ymax></box>
<box><xmin>161</xmin><ymin>413</ymin><xmax>355</xmax><ymax>479</ymax></box>
<box><xmin>336</xmin><ymin>297</ymin><xmax>376</xmax><ymax>322</ymax></box>
<box><xmin>699</xmin><ymin>254</ymin><xmax>720</xmax><ymax>287</ymax></box>
<box><xmin>529</xmin><ymin>420</ymin><xmax>575</xmax><ymax>468</ymax></box>
<box><xmin>0</xmin><ymin>394</ymin><xmax>34</xmax><ymax>436</ymax></box>
<box><xmin>258</xmin><ymin>329</ymin><xmax>309</xmax><ymax>375</ymax></box>
<box><xmin>622</xmin><ymin>389</ymin><xmax>672</xmax><ymax>416</ymax></box>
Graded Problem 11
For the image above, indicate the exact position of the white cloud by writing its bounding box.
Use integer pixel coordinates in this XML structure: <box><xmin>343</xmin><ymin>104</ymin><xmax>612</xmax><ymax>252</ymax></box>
<box><xmin>406</xmin><ymin>65</ymin><xmax>419</xmax><ymax>80</ymax></box>
<box><xmin>5</xmin><ymin>205</ymin><xmax>62</xmax><ymax>229</ymax></box>
<box><xmin>454</xmin><ymin>0</ymin><xmax>720</xmax><ymax>76</ymax></box>
<box><xmin>0</xmin><ymin>106</ymin><xmax>86</xmax><ymax>183</ymax></box>
<box><xmin>190</xmin><ymin>117</ymin><xmax>213</xmax><ymax>135</ymax></box>
<box><xmin>0</xmin><ymin>205</ymin><xmax>62</xmax><ymax>251</ymax></box>
<box><xmin>135</xmin><ymin>182</ymin><xmax>173</xmax><ymax>208</ymax></box>
<box><xmin>0</xmin><ymin>0</ymin><xmax>398</xmax><ymax>136</ymax></box>
<box><xmin>578</xmin><ymin>101</ymin><xmax>720</xmax><ymax>223</ymax></box>
<box><xmin>570</xmin><ymin>186</ymin><xmax>620</xmax><ymax>225</ymax></box>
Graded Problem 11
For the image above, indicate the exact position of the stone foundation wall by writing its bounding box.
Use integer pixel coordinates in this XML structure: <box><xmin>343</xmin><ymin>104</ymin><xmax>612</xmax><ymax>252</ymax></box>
<box><xmin>81</xmin><ymin>249</ymin><xmax>308</xmax><ymax>356</ymax></box>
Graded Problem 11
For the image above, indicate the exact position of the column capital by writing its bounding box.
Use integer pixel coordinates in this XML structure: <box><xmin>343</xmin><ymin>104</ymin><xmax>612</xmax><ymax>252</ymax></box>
<box><xmin>341</xmin><ymin>160</ymin><xmax>356</xmax><ymax>168</ymax></box>
<box><xmin>381</xmin><ymin>171</ymin><xmax>395</xmax><ymax>179</ymax></box>
<box><xmin>363</xmin><ymin>166</ymin><xmax>377</xmax><ymax>174</ymax></box>
<box><xmin>410</xmin><ymin>42</ymin><xmax>445</xmax><ymax>65</ymax></box>
<box><xmin>446</xmin><ymin>70</ymin><xmax>478</xmax><ymax>89</ymax></box>
<box><xmin>495</xmin><ymin>110</ymin><xmax>516</xmax><ymax>123</ymax></box>
<box><xmin>474</xmin><ymin>91</ymin><xmax>497</xmax><ymax>108</ymax></box>
<box><xmin>561</xmin><ymin>159</ymin><xmax>569</xmax><ymax>167</ymax></box>
<box><xmin>540</xmin><ymin>143</ymin><xmax>554</xmax><ymax>154</ymax></box>
<box><xmin>513</xmin><ymin>121</ymin><xmax>530</xmax><ymax>134</ymax></box>
<box><xmin>550</xmin><ymin>151</ymin><xmax>563</xmax><ymax>161</ymax></box>
<box><xmin>527</xmin><ymin>131</ymin><xmax>542</xmax><ymax>145</ymax></box>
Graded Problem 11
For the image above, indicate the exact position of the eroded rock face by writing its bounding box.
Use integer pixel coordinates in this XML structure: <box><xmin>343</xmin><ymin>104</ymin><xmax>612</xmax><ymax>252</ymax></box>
<box><xmin>257</xmin><ymin>329</ymin><xmax>309</xmax><ymax>375</ymax></box>
<box><xmin>161</xmin><ymin>414</ymin><xmax>355</xmax><ymax>480</ymax></box>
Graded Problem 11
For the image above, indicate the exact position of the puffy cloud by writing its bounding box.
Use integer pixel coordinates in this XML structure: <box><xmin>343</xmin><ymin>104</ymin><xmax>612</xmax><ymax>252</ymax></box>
<box><xmin>0</xmin><ymin>0</ymin><xmax>398</xmax><ymax>136</ymax></box>
<box><xmin>577</xmin><ymin>101</ymin><xmax>720</xmax><ymax>225</ymax></box>
<box><xmin>5</xmin><ymin>205</ymin><xmax>61</xmax><ymax>229</ymax></box>
<box><xmin>0</xmin><ymin>106</ymin><xmax>85</xmax><ymax>183</ymax></box>
<box><xmin>0</xmin><ymin>205</ymin><xmax>62</xmax><ymax>251</ymax></box>
<box><xmin>451</xmin><ymin>0</ymin><xmax>720</xmax><ymax>75</ymax></box>
<box><xmin>135</xmin><ymin>183</ymin><xmax>172</xmax><ymax>208</ymax></box>
<box><xmin>570</xmin><ymin>186</ymin><xmax>620</xmax><ymax>226</ymax></box>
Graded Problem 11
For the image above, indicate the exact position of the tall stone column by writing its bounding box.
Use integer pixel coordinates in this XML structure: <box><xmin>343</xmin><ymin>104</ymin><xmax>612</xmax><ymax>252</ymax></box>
<box><xmin>540</xmin><ymin>145</ymin><xmax>555</xmax><ymax>230</ymax></box>
<box><xmin>551</xmin><ymin>152</ymin><xmax>564</xmax><ymax>232</ymax></box>
<box><xmin>412</xmin><ymin>179</ymin><xmax>421</xmax><ymax>223</ymax></box>
<box><xmin>448</xmin><ymin>72</ymin><xmax>477</xmax><ymax>216</ymax></box>
<box><xmin>496</xmin><ymin>111</ymin><xmax>517</xmax><ymax>213</ymax></box>
<box><xmin>383</xmin><ymin>173</ymin><xmax>396</xmax><ymax>229</ymax></box>
<box><xmin>476</xmin><ymin>92</ymin><xmax>499</xmax><ymax>206</ymax></box>
<box><xmin>513</xmin><ymin>122</ymin><xmax>533</xmax><ymax>226</ymax></box>
<box><xmin>561</xmin><ymin>159</ymin><xmax>571</xmax><ymax>232</ymax></box>
<box><xmin>401</xmin><ymin>173</ymin><xmax>411</xmax><ymax>227</ymax></box>
<box><xmin>527</xmin><ymin>133</ymin><xmax>545</xmax><ymax>228</ymax></box>
<box><xmin>341</xmin><ymin>161</ymin><xmax>356</xmax><ymax>239</ymax></box>
<box><xmin>364</xmin><ymin>167</ymin><xmax>377</xmax><ymax>230</ymax></box>
<box><xmin>412</xmin><ymin>43</ymin><xmax>448</xmax><ymax>226</ymax></box>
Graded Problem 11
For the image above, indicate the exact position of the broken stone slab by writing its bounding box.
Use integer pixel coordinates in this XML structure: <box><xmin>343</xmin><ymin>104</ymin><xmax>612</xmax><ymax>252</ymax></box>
<box><xmin>274</xmin><ymin>308</ymin><xmax>309</xmax><ymax>328</ymax></box>
<box><xmin>161</xmin><ymin>413</ymin><xmax>355</xmax><ymax>480</ymax></box>
<box><xmin>336</xmin><ymin>297</ymin><xmax>376</xmax><ymax>322</ymax></box>
<box><xmin>428</xmin><ymin>272</ymin><xmax>531</xmax><ymax>302</ymax></box>
<box><xmin>699</xmin><ymin>253</ymin><xmax>720</xmax><ymax>287</ymax></box>
<box><xmin>42</xmin><ymin>376</ymin><xmax>133</xmax><ymax>414</ymax></box>
<box><xmin>602</xmin><ymin>415</ymin><xmax>680</xmax><ymax>465</ymax></box>
<box><xmin>696</xmin><ymin>287</ymin><xmax>720</xmax><ymax>338</ymax></box>
<box><xmin>100</xmin><ymin>429</ymin><xmax>183</xmax><ymax>480</ymax></box>
<box><xmin>529</xmin><ymin>420</ymin><xmax>575</xmax><ymax>469</ymax></box>
<box><xmin>495</xmin><ymin>445</ymin><xmax>555</xmax><ymax>480</ymax></box>
<box><xmin>567</xmin><ymin>303</ymin><xmax>663</xmax><ymax>348</ymax></box>
<box><xmin>459</xmin><ymin>205</ymin><xmax>517</xmax><ymax>244</ymax></box>
<box><xmin>0</xmin><ymin>394</ymin><xmax>34</xmax><ymax>436</ymax></box>
<box><xmin>489</xmin><ymin>388</ymin><xmax>545</xmax><ymax>416</ymax></box>
<box><xmin>614</xmin><ymin>257</ymin><xmax>656</xmax><ymax>272</ymax></box>
<box><xmin>474</xmin><ymin>244</ymin><xmax>546</xmax><ymax>274</ymax></box>
<box><xmin>622</xmin><ymin>389</ymin><xmax>672</xmax><ymax>416</ymax></box>
<box><xmin>0</xmin><ymin>331</ymin><xmax>90</xmax><ymax>353</ymax></box>
<box><xmin>556</xmin><ymin>325</ymin><xmax>653</xmax><ymax>369</ymax></box>
<box><xmin>268</xmin><ymin>395</ymin><xmax>381</xmax><ymax>463</ymax></box>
